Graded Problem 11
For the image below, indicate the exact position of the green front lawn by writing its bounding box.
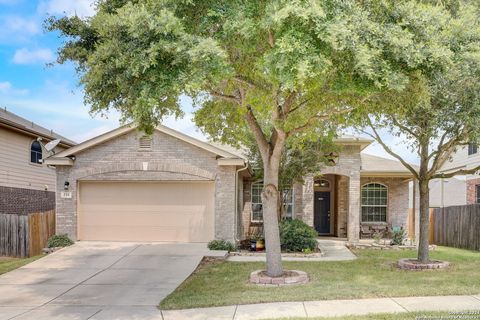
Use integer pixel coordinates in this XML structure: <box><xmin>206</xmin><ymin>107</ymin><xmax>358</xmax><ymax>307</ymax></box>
<box><xmin>0</xmin><ymin>255</ymin><xmax>42</xmax><ymax>275</ymax></box>
<box><xmin>160</xmin><ymin>247</ymin><xmax>480</xmax><ymax>310</ymax></box>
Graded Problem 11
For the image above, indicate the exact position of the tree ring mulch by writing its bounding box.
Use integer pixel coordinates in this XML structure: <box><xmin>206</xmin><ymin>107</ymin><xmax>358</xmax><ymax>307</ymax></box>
<box><xmin>398</xmin><ymin>258</ymin><xmax>450</xmax><ymax>270</ymax></box>
<box><xmin>249</xmin><ymin>269</ymin><xmax>309</xmax><ymax>286</ymax></box>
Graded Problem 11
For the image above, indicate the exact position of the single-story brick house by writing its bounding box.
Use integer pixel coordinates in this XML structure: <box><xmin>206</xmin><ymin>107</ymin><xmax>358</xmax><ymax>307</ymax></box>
<box><xmin>45</xmin><ymin>125</ymin><xmax>415</xmax><ymax>243</ymax></box>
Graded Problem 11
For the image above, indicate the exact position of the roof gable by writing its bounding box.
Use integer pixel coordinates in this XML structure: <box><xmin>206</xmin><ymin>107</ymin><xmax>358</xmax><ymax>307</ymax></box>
<box><xmin>51</xmin><ymin>124</ymin><xmax>243</xmax><ymax>160</ymax></box>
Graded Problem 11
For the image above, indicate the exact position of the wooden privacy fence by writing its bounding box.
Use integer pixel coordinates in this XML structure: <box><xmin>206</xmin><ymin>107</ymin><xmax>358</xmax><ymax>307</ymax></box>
<box><xmin>432</xmin><ymin>205</ymin><xmax>480</xmax><ymax>251</ymax></box>
<box><xmin>0</xmin><ymin>210</ymin><xmax>55</xmax><ymax>257</ymax></box>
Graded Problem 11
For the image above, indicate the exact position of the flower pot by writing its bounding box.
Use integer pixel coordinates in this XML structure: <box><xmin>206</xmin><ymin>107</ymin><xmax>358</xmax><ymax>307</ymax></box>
<box><xmin>256</xmin><ymin>240</ymin><xmax>265</xmax><ymax>251</ymax></box>
<box><xmin>250</xmin><ymin>240</ymin><xmax>257</xmax><ymax>251</ymax></box>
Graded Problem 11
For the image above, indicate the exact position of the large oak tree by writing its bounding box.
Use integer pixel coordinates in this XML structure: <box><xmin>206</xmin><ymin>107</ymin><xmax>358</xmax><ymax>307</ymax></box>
<box><xmin>48</xmin><ymin>0</ymin><xmax>444</xmax><ymax>276</ymax></box>
<box><xmin>359</xmin><ymin>1</ymin><xmax>480</xmax><ymax>263</ymax></box>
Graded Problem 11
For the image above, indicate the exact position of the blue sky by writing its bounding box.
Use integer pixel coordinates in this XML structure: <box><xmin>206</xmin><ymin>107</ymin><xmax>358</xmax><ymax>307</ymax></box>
<box><xmin>0</xmin><ymin>0</ymin><xmax>417</xmax><ymax>163</ymax></box>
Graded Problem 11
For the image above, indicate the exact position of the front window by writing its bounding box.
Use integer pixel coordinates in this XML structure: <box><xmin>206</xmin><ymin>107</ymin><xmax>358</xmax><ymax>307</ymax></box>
<box><xmin>468</xmin><ymin>143</ymin><xmax>478</xmax><ymax>155</ymax></box>
<box><xmin>361</xmin><ymin>183</ymin><xmax>387</xmax><ymax>222</ymax></box>
<box><xmin>282</xmin><ymin>188</ymin><xmax>294</xmax><ymax>219</ymax></box>
<box><xmin>30</xmin><ymin>141</ymin><xmax>42</xmax><ymax>164</ymax></box>
<box><xmin>476</xmin><ymin>185</ymin><xmax>480</xmax><ymax>204</ymax></box>
<box><xmin>251</xmin><ymin>182</ymin><xmax>294</xmax><ymax>222</ymax></box>
<box><xmin>251</xmin><ymin>182</ymin><xmax>263</xmax><ymax>222</ymax></box>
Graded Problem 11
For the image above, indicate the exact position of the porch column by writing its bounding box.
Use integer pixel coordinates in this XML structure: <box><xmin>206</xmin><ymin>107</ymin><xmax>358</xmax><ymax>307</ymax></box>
<box><xmin>301</xmin><ymin>175</ymin><xmax>314</xmax><ymax>227</ymax></box>
<box><xmin>347</xmin><ymin>174</ymin><xmax>360</xmax><ymax>243</ymax></box>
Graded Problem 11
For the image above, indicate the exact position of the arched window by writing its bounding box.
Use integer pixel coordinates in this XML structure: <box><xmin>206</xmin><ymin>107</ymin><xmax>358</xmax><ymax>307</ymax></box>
<box><xmin>361</xmin><ymin>183</ymin><xmax>387</xmax><ymax>222</ymax></box>
<box><xmin>30</xmin><ymin>141</ymin><xmax>42</xmax><ymax>164</ymax></box>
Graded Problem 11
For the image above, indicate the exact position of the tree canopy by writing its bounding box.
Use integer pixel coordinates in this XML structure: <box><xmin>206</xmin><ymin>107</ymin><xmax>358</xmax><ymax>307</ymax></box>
<box><xmin>47</xmin><ymin>0</ymin><xmax>469</xmax><ymax>275</ymax></box>
<box><xmin>358</xmin><ymin>0</ymin><xmax>480</xmax><ymax>262</ymax></box>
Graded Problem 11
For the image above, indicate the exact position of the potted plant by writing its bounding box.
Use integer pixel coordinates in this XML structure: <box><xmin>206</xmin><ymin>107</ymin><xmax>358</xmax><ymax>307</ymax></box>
<box><xmin>253</xmin><ymin>233</ymin><xmax>265</xmax><ymax>251</ymax></box>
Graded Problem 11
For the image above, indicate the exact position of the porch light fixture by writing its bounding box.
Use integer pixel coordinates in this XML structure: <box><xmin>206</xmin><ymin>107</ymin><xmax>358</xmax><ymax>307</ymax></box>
<box><xmin>64</xmin><ymin>181</ymin><xmax>70</xmax><ymax>191</ymax></box>
<box><xmin>314</xmin><ymin>179</ymin><xmax>330</xmax><ymax>188</ymax></box>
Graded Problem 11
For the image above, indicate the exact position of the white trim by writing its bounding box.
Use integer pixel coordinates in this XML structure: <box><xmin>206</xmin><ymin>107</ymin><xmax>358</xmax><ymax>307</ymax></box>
<box><xmin>217</xmin><ymin>158</ymin><xmax>245</xmax><ymax>166</ymax></box>
<box><xmin>44</xmin><ymin>157</ymin><xmax>74</xmax><ymax>166</ymax></box>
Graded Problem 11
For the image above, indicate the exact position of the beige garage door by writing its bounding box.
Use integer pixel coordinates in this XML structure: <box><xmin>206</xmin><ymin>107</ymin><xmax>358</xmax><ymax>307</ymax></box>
<box><xmin>78</xmin><ymin>181</ymin><xmax>214</xmax><ymax>242</ymax></box>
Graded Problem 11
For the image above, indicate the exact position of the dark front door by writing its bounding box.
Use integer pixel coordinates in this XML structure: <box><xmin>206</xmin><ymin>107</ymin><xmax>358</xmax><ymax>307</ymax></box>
<box><xmin>314</xmin><ymin>191</ymin><xmax>331</xmax><ymax>234</ymax></box>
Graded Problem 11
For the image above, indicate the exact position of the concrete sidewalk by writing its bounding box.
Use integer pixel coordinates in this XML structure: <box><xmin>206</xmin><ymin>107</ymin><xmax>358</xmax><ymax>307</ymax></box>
<box><xmin>161</xmin><ymin>295</ymin><xmax>480</xmax><ymax>320</ymax></box>
<box><xmin>227</xmin><ymin>239</ymin><xmax>357</xmax><ymax>262</ymax></box>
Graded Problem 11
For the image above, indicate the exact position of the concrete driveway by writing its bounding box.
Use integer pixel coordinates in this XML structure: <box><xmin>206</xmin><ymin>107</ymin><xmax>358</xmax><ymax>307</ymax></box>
<box><xmin>0</xmin><ymin>241</ymin><xmax>224</xmax><ymax>320</ymax></box>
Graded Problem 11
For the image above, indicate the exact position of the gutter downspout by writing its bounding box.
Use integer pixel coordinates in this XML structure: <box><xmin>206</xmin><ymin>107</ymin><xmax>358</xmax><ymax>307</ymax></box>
<box><xmin>234</xmin><ymin>161</ymin><xmax>249</xmax><ymax>243</ymax></box>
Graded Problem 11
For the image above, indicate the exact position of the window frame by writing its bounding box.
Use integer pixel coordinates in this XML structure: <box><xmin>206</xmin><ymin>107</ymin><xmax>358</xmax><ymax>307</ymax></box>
<box><xmin>250</xmin><ymin>181</ymin><xmax>295</xmax><ymax>222</ymax></box>
<box><xmin>468</xmin><ymin>143</ymin><xmax>478</xmax><ymax>156</ymax></box>
<box><xmin>30</xmin><ymin>140</ymin><xmax>43</xmax><ymax>165</ymax></box>
<box><xmin>361</xmin><ymin>182</ymin><xmax>388</xmax><ymax>223</ymax></box>
<box><xmin>251</xmin><ymin>181</ymin><xmax>264</xmax><ymax>223</ymax></box>
<box><xmin>281</xmin><ymin>187</ymin><xmax>295</xmax><ymax>219</ymax></box>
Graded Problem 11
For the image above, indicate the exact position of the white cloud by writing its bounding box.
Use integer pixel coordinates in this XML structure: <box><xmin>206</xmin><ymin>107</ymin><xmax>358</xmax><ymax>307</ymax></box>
<box><xmin>12</xmin><ymin>48</ymin><xmax>54</xmax><ymax>65</ymax></box>
<box><xmin>3</xmin><ymin>16</ymin><xmax>39</xmax><ymax>35</ymax></box>
<box><xmin>38</xmin><ymin>0</ymin><xmax>96</xmax><ymax>18</ymax></box>
<box><xmin>0</xmin><ymin>81</ymin><xmax>29</xmax><ymax>95</ymax></box>
<box><xmin>0</xmin><ymin>15</ymin><xmax>40</xmax><ymax>43</ymax></box>
<box><xmin>0</xmin><ymin>81</ymin><xmax>12</xmax><ymax>91</ymax></box>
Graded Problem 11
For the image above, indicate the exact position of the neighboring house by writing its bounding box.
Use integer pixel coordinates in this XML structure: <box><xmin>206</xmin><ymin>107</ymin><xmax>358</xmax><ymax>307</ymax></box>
<box><xmin>45</xmin><ymin>125</ymin><xmax>416</xmax><ymax>243</ymax></box>
<box><xmin>428</xmin><ymin>178</ymin><xmax>466</xmax><ymax>208</ymax></box>
<box><xmin>438</xmin><ymin>143</ymin><xmax>480</xmax><ymax>205</ymax></box>
<box><xmin>0</xmin><ymin>108</ymin><xmax>76</xmax><ymax>215</ymax></box>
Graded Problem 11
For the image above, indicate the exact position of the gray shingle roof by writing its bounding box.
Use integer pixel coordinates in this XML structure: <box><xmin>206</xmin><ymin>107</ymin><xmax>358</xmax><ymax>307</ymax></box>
<box><xmin>360</xmin><ymin>153</ymin><xmax>418</xmax><ymax>175</ymax></box>
<box><xmin>0</xmin><ymin>107</ymin><xmax>76</xmax><ymax>146</ymax></box>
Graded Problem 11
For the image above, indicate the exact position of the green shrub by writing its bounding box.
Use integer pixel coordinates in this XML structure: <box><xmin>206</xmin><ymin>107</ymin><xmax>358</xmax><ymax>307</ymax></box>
<box><xmin>390</xmin><ymin>228</ymin><xmax>407</xmax><ymax>245</ymax></box>
<box><xmin>208</xmin><ymin>240</ymin><xmax>236</xmax><ymax>252</ymax></box>
<box><xmin>279</xmin><ymin>219</ymin><xmax>318</xmax><ymax>252</ymax></box>
<box><xmin>47</xmin><ymin>234</ymin><xmax>74</xmax><ymax>248</ymax></box>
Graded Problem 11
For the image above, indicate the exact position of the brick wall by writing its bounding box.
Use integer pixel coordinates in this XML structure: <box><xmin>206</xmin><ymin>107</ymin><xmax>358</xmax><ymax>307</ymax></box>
<box><xmin>466</xmin><ymin>178</ymin><xmax>480</xmax><ymax>204</ymax></box>
<box><xmin>239</xmin><ymin>145</ymin><xmax>362</xmax><ymax>242</ymax></box>
<box><xmin>55</xmin><ymin>129</ymin><xmax>237</xmax><ymax>241</ymax></box>
<box><xmin>0</xmin><ymin>186</ymin><xmax>55</xmax><ymax>215</ymax></box>
<box><xmin>360</xmin><ymin>176</ymin><xmax>409</xmax><ymax>235</ymax></box>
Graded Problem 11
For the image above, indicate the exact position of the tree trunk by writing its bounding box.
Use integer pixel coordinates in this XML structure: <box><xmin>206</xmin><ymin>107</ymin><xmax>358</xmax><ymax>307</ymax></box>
<box><xmin>417</xmin><ymin>179</ymin><xmax>430</xmax><ymax>263</ymax></box>
<box><xmin>262</xmin><ymin>161</ymin><xmax>283</xmax><ymax>277</ymax></box>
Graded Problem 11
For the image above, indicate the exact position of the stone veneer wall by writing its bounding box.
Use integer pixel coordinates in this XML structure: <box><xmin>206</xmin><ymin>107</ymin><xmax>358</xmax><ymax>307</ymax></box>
<box><xmin>360</xmin><ymin>177</ymin><xmax>410</xmax><ymax>232</ymax></box>
<box><xmin>466</xmin><ymin>178</ymin><xmax>480</xmax><ymax>204</ymax></box>
<box><xmin>55</xmin><ymin>129</ymin><xmax>237</xmax><ymax>241</ymax></box>
<box><xmin>300</xmin><ymin>145</ymin><xmax>362</xmax><ymax>242</ymax></box>
<box><xmin>240</xmin><ymin>145</ymin><xmax>362</xmax><ymax>242</ymax></box>
<box><xmin>336</xmin><ymin>175</ymin><xmax>349</xmax><ymax>237</ymax></box>
<box><xmin>0</xmin><ymin>186</ymin><xmax>55</xmax><ymax>215</ymax></box>
<box><xmin>237</xmin><ymin>147</ymin><xmax>410</xmax><ymax>242</ymax></box>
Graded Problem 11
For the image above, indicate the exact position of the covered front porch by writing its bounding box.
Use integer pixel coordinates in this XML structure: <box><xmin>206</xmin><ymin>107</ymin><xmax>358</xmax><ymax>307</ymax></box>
<box><xmin>295</xmin><ymin>172</ymin><xmax>360</xmax><ymax>242</ymax></box>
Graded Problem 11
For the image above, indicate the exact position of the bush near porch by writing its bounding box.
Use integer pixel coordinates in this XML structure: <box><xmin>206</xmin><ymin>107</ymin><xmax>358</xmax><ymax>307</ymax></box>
<box><xmin>160</xmin><ymin>246</ymin><xmax>480</xmax><ymax>310</ymax></box>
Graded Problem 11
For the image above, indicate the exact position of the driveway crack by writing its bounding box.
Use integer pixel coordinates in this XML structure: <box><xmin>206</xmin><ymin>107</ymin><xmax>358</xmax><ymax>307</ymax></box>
<box><xmin>41</xmin><ymin>244</ymin><xmax>142</xmax><ymax>307</ymax></box>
